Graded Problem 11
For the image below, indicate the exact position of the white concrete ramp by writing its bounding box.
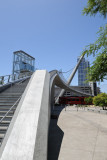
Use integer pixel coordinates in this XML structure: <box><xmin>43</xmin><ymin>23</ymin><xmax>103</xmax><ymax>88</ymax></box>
<box><xmin>0</xmin><ymin>70</ymin><xmax>50</xmax><ymax>160</ymax></box>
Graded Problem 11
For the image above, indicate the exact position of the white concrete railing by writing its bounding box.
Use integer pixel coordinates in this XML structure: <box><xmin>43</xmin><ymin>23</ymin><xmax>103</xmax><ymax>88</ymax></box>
<box><xmin>0</xmin><ymin>70</ymin><xmax>50</xmax><ymax>160</ymax></box>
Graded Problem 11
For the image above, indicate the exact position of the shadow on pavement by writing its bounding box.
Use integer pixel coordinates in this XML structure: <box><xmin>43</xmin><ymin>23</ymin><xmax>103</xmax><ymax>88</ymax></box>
<box><xmin>48</xmin><ymin>105</ymin><xmax>65</xmax><ymax>160</ymax></box>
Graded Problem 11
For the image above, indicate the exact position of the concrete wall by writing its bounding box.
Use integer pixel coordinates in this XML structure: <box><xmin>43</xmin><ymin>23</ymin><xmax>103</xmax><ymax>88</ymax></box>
<box><xmin>0</xmin><ymin>70</ymin><xmax>50</xmax><ymax>160</ymax></box>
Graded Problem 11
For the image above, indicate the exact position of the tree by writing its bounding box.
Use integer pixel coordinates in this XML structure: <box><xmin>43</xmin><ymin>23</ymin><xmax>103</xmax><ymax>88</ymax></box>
<box><xmin>82</xmin><ymin>0</ymin><xmax>107</xmax><ymax>82</ymax></box>
<box><xmin>84</xmin><ymin>96</ymin><xmax>93</xmax><ymax>104</ymax></box>
<box><xmin>87</xmin><ymin>52</ymin><xmax>107</xmax><ymax>81</ymax></box>
<box><xmin>93</xmin><ymin>93</ymin><xmax>107</xmax><ymax>109</ymax></box>
<box><xmin>83</xmin><ymin>0</ymin><xmax>107</xmax><ymax>18</ymax></box>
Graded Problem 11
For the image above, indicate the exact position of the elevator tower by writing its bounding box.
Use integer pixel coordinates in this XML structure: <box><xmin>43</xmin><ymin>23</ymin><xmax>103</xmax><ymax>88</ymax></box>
<box><xmin>12</xmin><ymin>50</ymin><xmax>35</xmax><ymax>75</ymax></box>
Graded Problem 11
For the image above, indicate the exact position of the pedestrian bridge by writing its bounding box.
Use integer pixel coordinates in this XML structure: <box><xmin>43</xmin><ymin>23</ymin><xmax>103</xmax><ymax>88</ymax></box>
<box><xmin>0</xmin><ymin>69</ymin><xmax>92</xmax><ymax>160</ymax></box>
<box><xmin>0</xmin><ymin>55</ymin><xmax>93</xmax><ymax>160</ymax></box>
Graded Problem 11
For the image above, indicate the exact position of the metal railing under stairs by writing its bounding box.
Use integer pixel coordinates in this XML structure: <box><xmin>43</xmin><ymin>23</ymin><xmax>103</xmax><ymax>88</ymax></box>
<box><xmin>0</xmin><ymin>96</ymin><xmax>22</xmax><ymax>146</ymax></box>
<box><xmin>0</xmin><ymin>96</ymin><xmax>21</xmax><ymax>124</ymax></box>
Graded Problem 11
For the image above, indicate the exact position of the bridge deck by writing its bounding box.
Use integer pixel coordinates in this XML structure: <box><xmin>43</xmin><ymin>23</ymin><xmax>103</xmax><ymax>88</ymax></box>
<box><xmin>48</xmin><ymin>106</ymin><xmax>107</xmax><ymax>160</ymax></box>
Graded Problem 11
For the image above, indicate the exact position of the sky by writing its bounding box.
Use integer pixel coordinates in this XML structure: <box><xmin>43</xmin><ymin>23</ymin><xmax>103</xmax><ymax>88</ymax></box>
<box><xmin>0</xmin><ymin>0</ymin><xmax>107</xmax><ymax>93</ymax></box>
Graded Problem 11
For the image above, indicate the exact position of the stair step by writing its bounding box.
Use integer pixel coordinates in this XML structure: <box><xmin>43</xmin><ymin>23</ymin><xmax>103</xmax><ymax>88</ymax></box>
<box><xmin>0</xmin><ymin>100</ymin><xmax>18</xmax><ymax>103</ymax></box>
<box><xmin>0</xmin><ymin>115</ymin><xmax>13</xmax><ymax>118</ymax></box>
<box><xmin>0</xmin><ymin>122</ymin><xmax>11</xmax><ymax>126</ymax></box>
<box><xmin>0</xmin><ymin>109</ymin><xmax>17</xmax><ymax>113</ymax></box>
<box><xmin>0</xmin><ymin>104</ymin><xmax>18</xmax><ymax>106</ymax></box>
<box><xmin>0</xmin><ymin>94</ymin><xmax>20</xmax><ymax>96</ymax></box>
<box><xmin>0</xmin><ymin>92</ymin><xmax>22</xmax><ymax>94</ymax></box>
<box><xmin>0</xmin><ymin>97</ymin><xmax>20</xmax><ymax>99</ymax></box>
<box><xmin>0</xmin><ymin>129</ymin><xmax>7</xmax><ymax>134</ymax></box>
<box><xmin>0</xmin><ymin>137</ymin><xmax>3</xmax><ymax>142</ymax></box>
<box><xmin>0</xmin><ymin>134</ymin><xmax>5</xmax><ymax>139</ymax></box>
<box><xmin>0</xmin><ymin>102</ymin><xmax>17</xmax><ymax>107</ymax></box>
<box><xmin>0</xmin><ymin>97</ymin><xmax>19</xmax><ymax>99</ymax></box>
<box><xmin>0</xmin><ymin>126</ymin><xmax>8</xmax><ymax>130</ymax></box>
<box><xmin>0</xmin><ymin>116</ymin><xmax>12</xmax><ymax>121</ymax></box>
<box><xmin>0</xmin><ymin>107</ymin><xmax>16</xmax><ymax>110</ymax></box>
<box><xmin>0</xmin><ymin>102</ymin><xmax>18</xmax><ymax>105</ymax></box>
<box><xmin>0</xmin><ymin>95</ymin><xmax>21</xmax><ymax>97</ymax></box>
<box><xmin>2</xmin><ymin>95</ymin><xmax>22</xmax><ymax>97</ymax></box>
<box><xmin>0</xmin><ymin>110</ymin><xmax>14</xmax><ymax>114</ymax></box>
<box><xmin>0</xmin><ymin>99</ymin><xmax>19</xmax><ymax>102</ymax></box>
<box><xmin>0</xmin><ymin>92</ymin><xmax>20</xmax><ymax>94</ymax></box>
<box><xmin>0</xmin><ymin>120</ymin><xmax>11</xmax><ymax>123</ymax></box>
<box><xmin>0</xmin><ymin>114</ymin><xmax>14</xmax><ymax>117</ymax></box>
<box><xmin>3</xmin><ymin>92</ymin><xmax>23</xmax><ymax>94</ymax></box>
<box><xmin>0</xmin><ymin>99</ymin><xmax>18</xmax><ymax>102</ymax></box>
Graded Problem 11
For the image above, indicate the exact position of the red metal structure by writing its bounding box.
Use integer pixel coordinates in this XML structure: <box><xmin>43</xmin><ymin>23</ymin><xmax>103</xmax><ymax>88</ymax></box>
<box><xmin>59</xmin><ymin>96</ymin><xmax>87</xmax><ymax>105</ymax></box>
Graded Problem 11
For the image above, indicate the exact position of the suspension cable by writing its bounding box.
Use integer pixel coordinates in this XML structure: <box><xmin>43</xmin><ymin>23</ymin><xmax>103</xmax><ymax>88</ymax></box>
<box><xmin>59</xmin><ymin>68</ymin><xmax>74</xmax><ymax>73</ymax></box>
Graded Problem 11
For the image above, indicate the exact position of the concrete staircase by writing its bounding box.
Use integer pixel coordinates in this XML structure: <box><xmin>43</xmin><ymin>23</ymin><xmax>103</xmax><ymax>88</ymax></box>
<box><xmin>0</xmin><ymin>79</ymin><xmax>29</xmax><ymax>147</ymax></box>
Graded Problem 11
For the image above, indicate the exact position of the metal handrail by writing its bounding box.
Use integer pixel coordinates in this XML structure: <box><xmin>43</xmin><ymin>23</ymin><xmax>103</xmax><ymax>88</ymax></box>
<box><xmin>0</xmin><ymin>96</ymin><xmax>21</xmax><ymax>123</ymax></box>
<box><xmin>0</xmin><ymin>72</ymin><xmax>32</xmax><ymax>79</ymax></box>
<box><xmin>0</xmin><ymin>72</ymin><xmax>32</xmax><ymax>85</ymax></box>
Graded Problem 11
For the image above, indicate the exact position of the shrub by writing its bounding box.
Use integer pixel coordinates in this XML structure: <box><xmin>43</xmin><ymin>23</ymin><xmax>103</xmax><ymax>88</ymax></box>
<box><xmin>93</xmin><ymin>93</ymin><xmax>107</xmax><ymax>110</ymax></box>
<box><xmin>84</xmin><ymin>96</ymin><xmax>93</xmax><ymax>105</ymax></box>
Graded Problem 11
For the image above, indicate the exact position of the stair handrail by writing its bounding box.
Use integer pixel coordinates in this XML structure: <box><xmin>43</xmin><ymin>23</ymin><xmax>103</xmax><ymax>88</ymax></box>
<box><xmin>0</xmin><ymin>72</ymin><xmax>33</xmax><ymax>85</ymax></box>
<box><xmin>0</xmin><ymin>96</ymin><xmax>21</xmax><ymax>124</ymax></box>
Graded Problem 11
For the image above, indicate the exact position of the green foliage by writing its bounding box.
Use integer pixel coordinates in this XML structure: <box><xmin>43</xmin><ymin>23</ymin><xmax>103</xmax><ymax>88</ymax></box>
<box><xmin>83</xmin><ymin>25</ymin><xmax>107</xmax><ymax>82</ymax></box>
<box><xmin>84</xmin><ymin>96</ymin><xmax>93</xmax><ymax>104</ymax></box>
<box><xmin>93</xmin><ymin>93</ymin><xmax>107</xmax><ymax>109</ymax></box>
<box><xmin>87</xmin><ymin>53</ymin><xmax>107</xmax><ymax>82</ymax></box>
<box><xmin>82</xmin><ymin>0</ymin><xmax>107</xmax><ymax>82</ymax></box>
<box><xmin>84</xmin><ymin>25</ymin><xmax>107</xmax><ymax>57</ymax></box>
<box><xmin>83</xmin><ymin>0</ymin><xmax>107</xmax><ymax>18</ymax></box>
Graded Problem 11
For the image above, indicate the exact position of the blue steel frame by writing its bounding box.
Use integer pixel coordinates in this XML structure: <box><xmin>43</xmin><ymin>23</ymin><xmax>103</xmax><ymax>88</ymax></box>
<box><xmin>12</xmin><ymin>50</ymin><xmax>35</xmax><ymax>75</ymax></box>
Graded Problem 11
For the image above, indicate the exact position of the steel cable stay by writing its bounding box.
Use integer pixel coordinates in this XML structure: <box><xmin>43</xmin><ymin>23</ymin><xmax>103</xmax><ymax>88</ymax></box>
<box><xmin>58</xmin><ymin>67</ymin><xmax>75</xmax><ymax>83</ymax></box>
<box><xmin>58</xmin><ymin>67</ymin><xmax>74</xmax><ymax>74</ymax></box>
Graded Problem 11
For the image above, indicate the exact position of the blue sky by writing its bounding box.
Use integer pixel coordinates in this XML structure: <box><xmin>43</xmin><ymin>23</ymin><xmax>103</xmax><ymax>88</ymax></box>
<box><xmin>0</xmin><ymin>0</ymin><xmax>107</xmax><ymax>92</ymax></box>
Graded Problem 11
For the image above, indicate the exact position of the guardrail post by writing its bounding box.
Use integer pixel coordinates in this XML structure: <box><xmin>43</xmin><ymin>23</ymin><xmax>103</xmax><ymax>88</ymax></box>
<box><xmin>18</xmin><ymin>74</ymin><xmax>20</xmax><ymax>79</ymax></box>
<box><xmin>1</xmin><ymin>76</ymin><xmax>4</xmax><ymax>84</ymax></box>
<box><xmin>13</xmin><ymin>74</ymin><xmax>15</xmax><ymax>81</ymax></box>
<box><xmin>8</xmin><ymin>75</ymin><xmax>10</xmax><ymax>83</ymax></box>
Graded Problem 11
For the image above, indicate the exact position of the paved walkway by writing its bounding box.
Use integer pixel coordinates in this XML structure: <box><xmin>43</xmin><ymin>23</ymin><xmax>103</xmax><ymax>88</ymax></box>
<box><xmin>49</xmin><ymin>106</ymin><xmax>107</xmax><ymax>160</ymax></box>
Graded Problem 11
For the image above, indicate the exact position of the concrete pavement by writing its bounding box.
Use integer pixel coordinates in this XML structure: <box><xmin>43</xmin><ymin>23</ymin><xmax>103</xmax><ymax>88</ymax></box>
<box><xmin>48</xmin><ymin>106</ymin><xmax>107</xmax><ymax>160</ymax></box>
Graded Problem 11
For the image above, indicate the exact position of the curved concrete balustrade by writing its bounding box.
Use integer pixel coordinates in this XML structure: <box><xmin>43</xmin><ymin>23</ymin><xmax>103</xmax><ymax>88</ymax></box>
<box><xmin>0</xmin><ymin>70</ymin><xmax>50</xmax><ymax>160</ymax></box>
<box><xmin>54</xmin><ymin>54</ymin><xmax>91</xmax><ymax>103</ymax></box>
<box><xmin>50</xmin><ymin>70</ymin><xmax>92</xmax><ymax>97</ymax></box>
